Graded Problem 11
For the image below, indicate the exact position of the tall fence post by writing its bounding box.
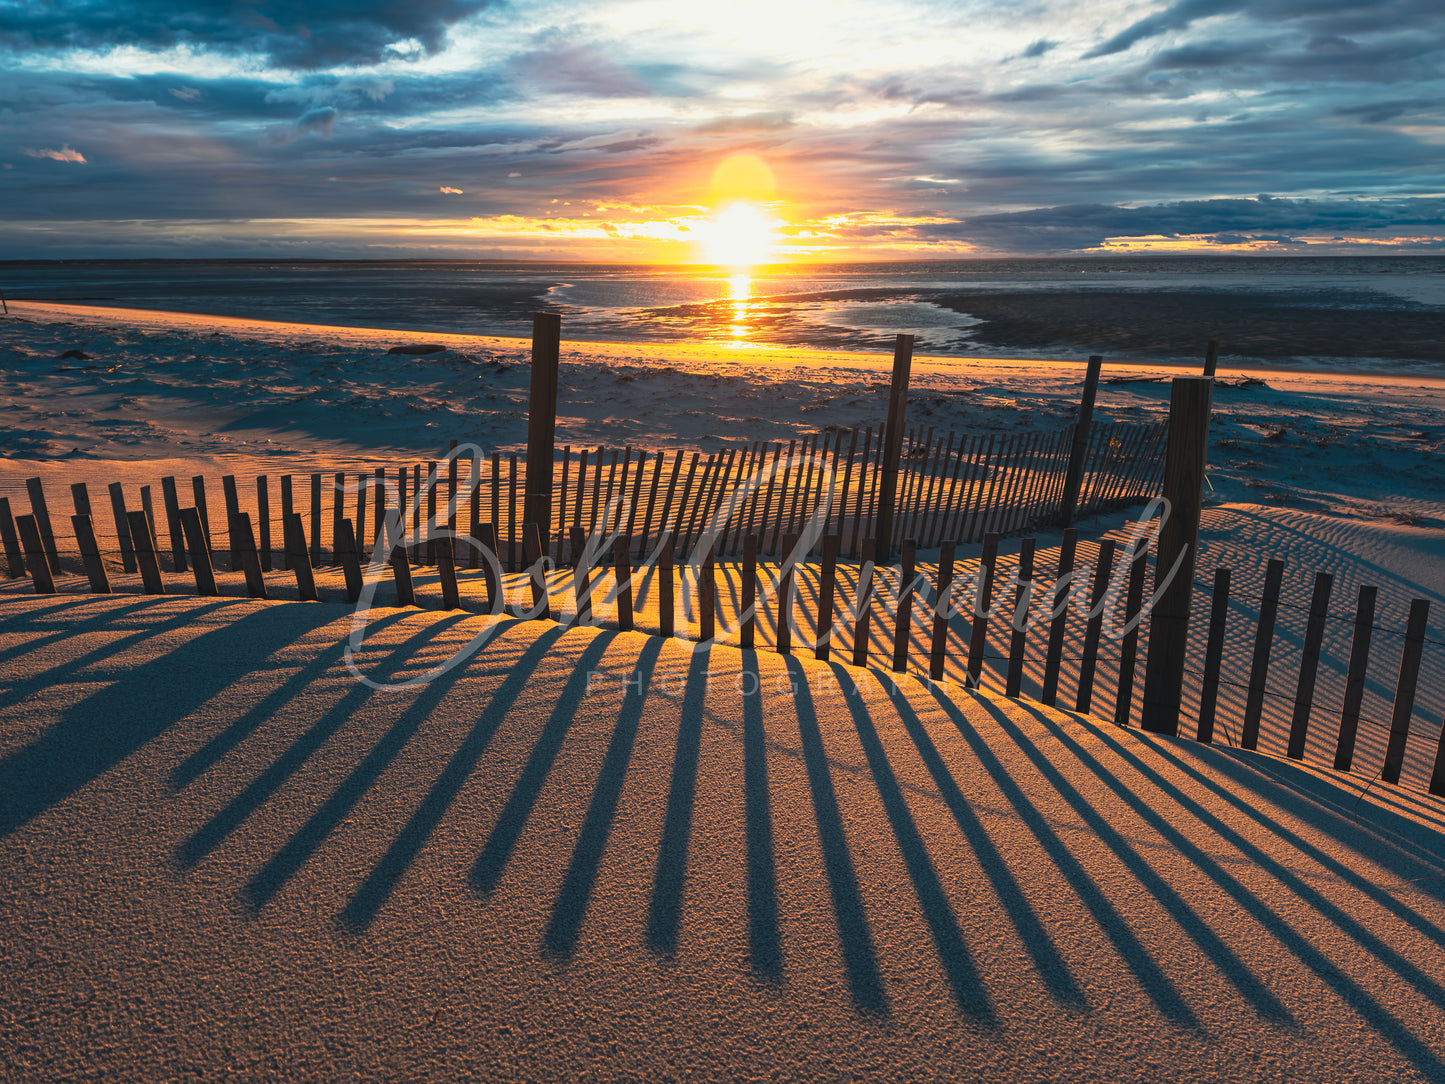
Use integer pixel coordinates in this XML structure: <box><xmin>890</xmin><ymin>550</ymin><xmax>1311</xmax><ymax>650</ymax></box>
<box><xmin>1057</xmin><ymin>355</ymin><xmax>1103</xmax><ymax>527</ymax></box>
<box><xmin>524</xmin><ymin>311</ymin><xmax>562</xmax><ymax>542</ymax></box>
<box><xmin>873</xmin><ymin>333</ymin><xmax>913</xmax><ymax>563</ymax></box>
<box><xmin>1141</xmin><ymin>376</ymin><xmax>1213</xmax><ymax>736</ymax></box>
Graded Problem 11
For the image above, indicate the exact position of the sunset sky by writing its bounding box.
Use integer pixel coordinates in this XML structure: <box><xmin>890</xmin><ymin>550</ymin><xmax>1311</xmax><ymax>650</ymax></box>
<box><xmin>2</xmin><ymin>0</ymin><xmax>1442</xmax><ymax>261</ymax></box>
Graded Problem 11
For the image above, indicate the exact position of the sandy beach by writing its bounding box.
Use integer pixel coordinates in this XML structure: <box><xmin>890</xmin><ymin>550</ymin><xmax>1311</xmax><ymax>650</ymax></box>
<box><xmin>5</xmin><ymin>301</ymin><xmax>1445</xmax><ymax>1079</ymax></box>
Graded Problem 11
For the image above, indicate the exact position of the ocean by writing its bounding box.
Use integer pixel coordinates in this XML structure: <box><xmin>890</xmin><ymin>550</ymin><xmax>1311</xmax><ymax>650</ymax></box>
<box><xmin>3</xmin><ymin>256</ymin><xmax>1443</xmax><ymax>369</ymax></box>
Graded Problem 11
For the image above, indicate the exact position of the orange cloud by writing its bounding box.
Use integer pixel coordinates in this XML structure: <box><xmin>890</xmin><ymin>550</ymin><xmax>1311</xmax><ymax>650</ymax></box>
<box><xmin>24</xmin><ymin>145</ymin><xmax>85</xmax><ymax>163</ymax></box>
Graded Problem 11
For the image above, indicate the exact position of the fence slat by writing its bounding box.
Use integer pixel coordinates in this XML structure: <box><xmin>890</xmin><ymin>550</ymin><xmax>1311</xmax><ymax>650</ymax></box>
<box><xmin>389</xmin><ymin>509</ymin><xmax>415</xmax><ymax>607</ymax></box>
<box><xmin>229</xmin><ymin>512</ymin><xmax>269</xmax><ymax>600</ymax></box>
<box><xmin>71</xmin><ymin>514</ymin><xmax>110</xmax><ymax>595</ymax></box>
<box><xmin>1286</xmin><ymin>571</ymin><xmax>1335</xmax><ymax>761</ymax></box>
<box><xmin>179</xmin><ymin>507</ymin><xmax>217</xmax><ymax>597</ymax></box>
<box><xmin>1006</xmin><ymin>538</ymin><xmax>1036</xmax><ymax>698</ymax></box>
<box><xmin>24</xmin><ymin>478</ymin><xmax>61</xmax><ymax>572</ymax></box>
<box><xmin>280</xmin><ymin>475</ymin><xmax>294</xmax><ymax>571</ymax></box>
<box><xmin>966</xmin><ymin>533</ymin><xmax>999</xmax><ymax>688</ymax></box>
<box><xmin>613</xmin><ymin>536</ymin><xmax>634</xmax><ymax>632</ymax></box>
<box><xmin>1240</xmin><ymin>558</ymin><xmax>1285</xmax><ymax>751</ymax></box>
<box><xmin>285</xmin><ymin>512</ymin><xmax>318</xmax><ymax>602</ymax></box>
<box><xmin>929</xmin><ymin>539</ymin><xmax>955</xmax><ymax>681</ymax></box>
<box><xmin>258</xmin><ymin>476</ymin><xmax>273</xmax><ymax>573</ymax></box>
<box><xmin>0</xmin><ymin>497</ymin><xmax>26</xmax><ymax>577</ymax></box>
<box><xmin>16</xmin><ymin>514</ymin><xmax>55</xmax><ymax>594</ymax></box>
<box><xmin>336</xmin><ymin>517</ymin><xmax>364</xmax><ymax>604</ymax></box>
<box><xmin>891</xmin><ymin>538</ymin><xmax>916</xmax><ymax>674</ymax></box>
<box><xmin>1194</xmin><ymin>567</ymin><xmax>1231</xmax><ymax>745</ymax></box>
<box><xmin>741</xmin><ymin>534</ymin><xmax>759</xmax><ymax>649</ymax></box>
<box><xmin>1383</xmin><ymin>598</ymin><xmax>1430</xmax><ymax>785</ymax></box>
<box><xmin>436</xmin><ymin>529</ymin><xmax>461</xmax><ymax>610</ymax></box>
<box><xmin>1074</xmin><ymin>540</ymin><xmax>1117</xmax><ymax>714</ymax></box>
<box><xmin>776</xmin><ymin>532</ymin><xmax>798</xmax><ymax>654</ymax></box>
<box><xmin>523</xmin><ymin>522</ymin><xmax>547</xmax><ymax>618</ymax></box>
<box><xmin>816</xmin><ymin>533</ymin><xmax>840</xmax><ymax>662</ymax></box>
<box><xmin>479</xmin><ymin>523</ymin><xmax>501</xmax><ymax>615</ymax></box>
<box><xmin>1334</xmin><ymin>584</ymin><xmax>1377</xmax><ymax>772</ymax></box>
<box><xmin>126</xmin><ymin>509</ymin><xmax>165</xmax><ymax>596</ymax></box>
<box><xmin>699</xmin><ymin>549</ymin><xmax>716</xmax><ymax>643</ymax></box>
<box><xmin>658</xmin><ymin>532</ymin><xmax>676</xmax><ymax>638</ymax></box>
<box><xmin>222</xmin><ymin>475</ymin><xmax>241</xmax><ymax>572</ymax></box>
<box><xmin>1041</xmin><ymin>529</ymin><xmax>1078</xmax><ymax>706</ymax></box>
<box><xmin>108</xmin><ymin>482</ymin><xmax>137</xmax><ymax>573</ymax></box>
<box><xmin>310</xmin><ymin>472</ymin><xmax>324</xmax><ymax>566</ymax></box>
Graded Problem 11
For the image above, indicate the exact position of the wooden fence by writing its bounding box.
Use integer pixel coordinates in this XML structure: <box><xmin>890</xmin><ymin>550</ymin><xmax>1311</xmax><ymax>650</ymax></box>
<box><xmin>0</xmin><ymin>418</ymin><xmax>1164</xmax><ymax>585</ymax></box>
<box><xmin>6</xmin><ymin>471</ymin><xmax>1445</xmax><ymax>801</ymax></box>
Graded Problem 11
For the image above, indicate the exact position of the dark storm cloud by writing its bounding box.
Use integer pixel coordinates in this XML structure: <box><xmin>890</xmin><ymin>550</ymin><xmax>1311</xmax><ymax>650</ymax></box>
<box><xmin>1087</xmin><ymin>0</ymin><xmax>1445</xmax><ymax>60</ymax></box>
<box><xmin>951</xmin><ymin>196</ymin><xmax>1445</xmax><ymax>251</ymax></box>
<box><xmin>0</xmin><ymin>0</ymin><xmax>491</xmax><ymax>69</ymax></box>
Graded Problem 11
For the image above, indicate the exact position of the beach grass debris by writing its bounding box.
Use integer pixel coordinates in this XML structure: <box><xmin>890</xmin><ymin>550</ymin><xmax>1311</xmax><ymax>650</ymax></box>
<box><xmin>386</xmin><ymin>343</ymin><xmax>449</xmax><ymax>355</ymax></box>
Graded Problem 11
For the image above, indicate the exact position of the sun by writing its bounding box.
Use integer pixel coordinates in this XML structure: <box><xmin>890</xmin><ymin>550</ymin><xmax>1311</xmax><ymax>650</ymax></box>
<box><xmin>699</xmin><ymin>200</ymin><xmax>776</xmax><ymax>268</ymax></box>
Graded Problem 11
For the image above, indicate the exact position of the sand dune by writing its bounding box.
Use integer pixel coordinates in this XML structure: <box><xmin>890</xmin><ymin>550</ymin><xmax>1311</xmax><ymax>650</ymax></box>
<box><xmin>3</xmin><ymin>596</ymin><xmax>1445</xmax><ymax>1080</ymax></box>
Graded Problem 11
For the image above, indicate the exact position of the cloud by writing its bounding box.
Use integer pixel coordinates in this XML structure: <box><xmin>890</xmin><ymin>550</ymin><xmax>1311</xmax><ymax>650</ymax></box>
<box><xmin>268</xmin><ymin>106</ymin><xmax>337</xmax><ymax>145</ymax></box>
<box><xmin>0</xmin><ymin>0</ymin><xmax>492</xmax><ymax>70</ymax></box>
<box><xmin>1085</xmin><ymin>0</ymin><xmax>1241</xmax><ymax>59</ymax></box>
<box><xmin>439</xmin><ymin>185</ymin><xmax>463</xmax><ymax>194</ymax></box>
<box><xmin>23</xmin><ymin>144</ymin><xmax>86</xmax><ymax>163</ymax></box>
<box><xmin>169</xmin><ymin>86</ymin><xmax>201</xmax><ymax>101</ymax></box>
<box><xmin>952</xmin><ymin>196</ymin><xmax>1445</xmax><ymax>253</ymax></box>
<box><xmin>1021</xmin><ymin>38</ymin><xmax>1058</xmax><ymax>59</ymax></box>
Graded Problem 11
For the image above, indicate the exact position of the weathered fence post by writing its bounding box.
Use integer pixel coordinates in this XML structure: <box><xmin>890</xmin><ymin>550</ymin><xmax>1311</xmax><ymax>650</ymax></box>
<box><xmin>524</xmin><ymin>311</ymin><xmax>562</xmax><ymax>540</ymax></box>
<box><xmin>15</xmin><ymin>514</ymin><xmax>55</xmax><ymax>594</ymax></box>
<box><xmin>1334</xmin><ymin>584</ymin><xmax>1377</xmax><ymax>771</ymax></box>
<box><xmin>336</xmin><ymin>518</ymin><xmax>364</xmax><ymax>604</ymax></box>
<box><xmin>612</xmin><ymin>536</ymin><xmax>633</xmax><ymax>631</ymax></box>
<box><xmin>24</xmin><ymin>478</ymin><xmax>61</xmax><ymax>572</ymax></box>
<box><xmin>108</xmin><ymin>483</ymin><xmax>137</xmax><ymax>573</ymax></box>
<box><xmin>929</xmin><ymin>540</ymin><xmax>955</xmax><ymax>681</ymax></box>
<box><xmin>891</xmin><ymin>538</ymin><xmax>916</xmax><ymax>675</ymax></box>
<box><xmin>1075</xmin><ymin>539</ymin><xmax>1117</xmax><ymax>714</ymax></box>
<box><xmin>777</xmin><ymin>532</ymin><xmax>799</xmax><ymax>654</ymax></box>
<box><xmin>1241</xmin><ymin>558</ymin><xmax>1285</xmax><ymax>750</ymax></box>
<box><xmin>1383</xmin><ymin>599</ymin><xmax>1430</xmax><ymax>785</ymax></box>
<box><xmin>1141</xmin><ymin>376</ymin><xmax>1213</xmax><ymax>736</ymax></box>
<box><xmin>179</xmin><ymin>507</ymin><xmax>217</xmax><ymax>597</ymax></box>
<box><xmin>285</xmin><ymin>512</ymin><xmax>318</xmax><ymax>602</ymax></box>
<box><xmin>873</xmin><ymin>334</ymin><xmax>914</xmax><ymax>563</ymax></box>
<box><xmin>161</xmin><ymin>476</ymin><xmax>187</xmax><ymax>572</ymax></box>
<box><xmin>71</xmin><ymin>514</ymin><xmax>110</xmax><ymax>594</ymax></box>
<box><xmin>0</xmin><ymin>497</ymin><xmax>25</xmax><ymax>577</ymax></box>
<box><xmin>1194</xmin><ymin>567</ymin><xmax>1231</xmax><ymax>744</ymax></box>
<box><xmin>815</xmin><ymin>534</ymin><xmax>840</xmax><ymax>661</ymax></box>
<box><xmin>852</xmin><ymin>537</ymin><xmax>877</xmax><ymax>667</ymax></box>
<box><xmin>741</xmin><ymin>534</ymin><xmax>758</xmax><ymax>649</ymax></box>
<box><xmin>1203</xmin><ymin>340</ymin><xmax>1219</xmax><ymax>377</ymax></box>
<box><xmin>967</xmin><ymin>533</ymin><xmax>999</xmax><ymax>689</ymax></box>
<box><xmin>126</xmin><ymin>509</ymin><xmax>166</xmax><ymax>595</ymax></box>
<box><xmin>1057</xmin><ymin>355</ymin><xmax>1103</xmax><ymax>527</ymax></box>
<box><xmin>229</xmin><ymin>512</ymin><xmax>268</xmax><ymax>600</ymax></box>
<box><xmin>1286</xmin><ymin>571</ymin><xmax>1334</xmax><ymax>761</ymax></box>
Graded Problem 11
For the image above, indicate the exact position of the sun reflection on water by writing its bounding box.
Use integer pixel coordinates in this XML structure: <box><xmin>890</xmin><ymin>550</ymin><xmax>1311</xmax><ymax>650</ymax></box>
<box><xmin>727</xmin><ymin>272</ymin><xmax>752</xmax><ymax>342</ymax></box>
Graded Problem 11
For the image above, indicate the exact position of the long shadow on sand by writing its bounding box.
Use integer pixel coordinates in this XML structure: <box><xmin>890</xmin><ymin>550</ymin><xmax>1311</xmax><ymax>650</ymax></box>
<box><xmin>920</xmin><ymin>683</ymin><xmax>1200</xmax><ymax>1028</ymax></box>
<box><xmin>466</xmin><ymin>632</ymin><xmax>619</xmax><ymax>903</ymax></box>
<box><xmin>739</xmin><ymin>650</ymin><xmax>781</xmax><ymax>979</ymax></box>
<box><xmin>819</xmin><ymin>658</ymin><xmax>996</xmax><ymax>1024</ymax></box>
<box><xmin>0</xmin><ymin>601</ymin><xmax>329</xmax><ymax>839</ymax></box>
<box><xmin>244</xmin><ymin>618</ymin><xmax>569</xmax><ymax>913</ymax></box>
<box><xmin>643</xmin><ymin>645</ymin><xmax>711</xmax><ymax>956</ymax></box>
<box><xmin>338</xmin><ymin>620</ymin><xmax>576</xmax><ymax>932</ymax></box>
<box><xmin>176</xmin><ymin>613</ymin><xmax>478</xmax><ymax>871</ymax></box>
<box><xmin>964</xmin><ymin>692</ymin><xmax>1292</xmax><ymax>1024</ymax></box>
<box><xmin>545</xmin><ymin>636</ymin><xmax>668</xmax><ymax>958</ymax></box>
<box><xmin>1037</xmin><ymin>714</ymin><xmax>1445</xmax><ymax>1080</ymax></box>
<box><xmin>786</xmin><ymin>654</ymin><xmax>889</xmax><ymax>1017</ymax></box>
<box><xmin>872</xmin><ymin>673</ymin><xmax>1087</xmax><ymax>1010</ymax></box>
